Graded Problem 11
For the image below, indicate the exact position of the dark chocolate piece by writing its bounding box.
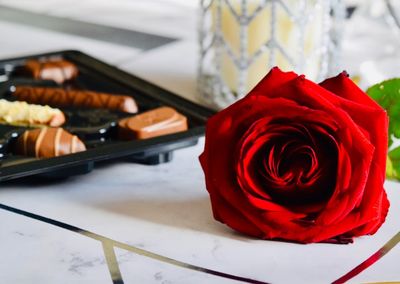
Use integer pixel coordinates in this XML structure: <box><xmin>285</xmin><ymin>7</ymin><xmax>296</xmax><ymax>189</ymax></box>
<box><xmin>118</xmin><ymin>107</ymin><xmax>187</xmax><ymax>140</ymax></box>
<box><xmin>13</xmin><ymin>86</ymin><xmax>138</xmax><ymax>113</ymax></box>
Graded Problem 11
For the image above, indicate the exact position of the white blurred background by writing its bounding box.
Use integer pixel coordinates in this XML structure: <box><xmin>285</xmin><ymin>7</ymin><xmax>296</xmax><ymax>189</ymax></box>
<box><xmin>0</xmin><ymin>0</ymin><xmax>399</xmax><ymax>96</ymax></box>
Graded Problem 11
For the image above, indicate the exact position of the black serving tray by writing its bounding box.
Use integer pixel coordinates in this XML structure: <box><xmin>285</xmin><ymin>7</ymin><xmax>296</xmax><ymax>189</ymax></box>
<box><xmin>0</xmin><ymin>50</ymin><xmax>214</xmax><ymax>181</ymax></box>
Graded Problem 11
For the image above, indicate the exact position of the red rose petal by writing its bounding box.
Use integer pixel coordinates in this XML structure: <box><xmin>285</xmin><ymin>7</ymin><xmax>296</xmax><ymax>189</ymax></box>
<box><xmin>236</xmin><ymin>116</ymin><xmax>338</xmax><ymax>212</ymax></box>
<box><xmin>200</xmin><ymin>68</ymin><xmax>388</xmax><ymax>243</ymax></box>
<box><xmin>320</xmin><ymin>72</ymin><xmax>383</xmax><ymax>110</ymax></box>
<box><xmin>207</xmin><ymin>190</ymin><xmax>265</xmax><ymax>237</ymax></box>
<box><xmin>256</xmin><ymin>76</ymin><xmax>375</xmax><ymax>228</ymax></box>
<box><xmin>278</xmin><ymin>80</ymin><xmax>374</xmax><ymax>226</ymax></box>
<box><xmin>320</xmin><ymin>74</ymin><xmax>389</xmax><ymax>235</ymax></box>
<box><xmin>249</xmin><ymin>66</ymin><xmax>298</xmax><ymax>96</ymax></box>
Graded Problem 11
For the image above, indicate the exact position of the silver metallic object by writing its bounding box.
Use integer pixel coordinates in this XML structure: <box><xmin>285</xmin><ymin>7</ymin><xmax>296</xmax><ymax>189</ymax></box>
<box><xmin>198</xmin><ymin>0</ymin><xmax>345</xmax><ymax>109</ymax></box>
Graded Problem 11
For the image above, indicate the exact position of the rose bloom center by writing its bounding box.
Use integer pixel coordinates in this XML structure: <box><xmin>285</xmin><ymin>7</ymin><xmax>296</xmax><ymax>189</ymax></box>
<box><xmin>240</xmin><ymin>120</ymin><xmax>338</xmax><ymax>208</ymax></box>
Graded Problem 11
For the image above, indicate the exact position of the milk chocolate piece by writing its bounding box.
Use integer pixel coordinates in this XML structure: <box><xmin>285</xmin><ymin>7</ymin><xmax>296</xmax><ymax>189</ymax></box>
<box><xmin>13</xmin><ymin>86</ymin><xmax>138</xmax><ymax>113</ymax></box>
<box><xmin>118</xmin><ymin>107</ymin><xmax>188</xmax><ymax>140</ymax></box>
<box><xmin>23</xmin><ymin>59</ymin><xmax>78</xmax><ymax>83</ymax></box>
<box><xmin>0</xmin><ymin>99</ymin><xmax>65</xmax><ymax>127</ymax></box>
<box><xmin>14</xmin><ymin>128</ymin><xmax>86</xmax><ymax>158</ymax></box>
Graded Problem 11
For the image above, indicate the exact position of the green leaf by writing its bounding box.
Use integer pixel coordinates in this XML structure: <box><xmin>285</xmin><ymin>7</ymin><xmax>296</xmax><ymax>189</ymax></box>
<box><xmin>386</xmin><ymin>155</ymin><xmax>397</xmax><ymax>180</ymax></box>
<box><xmin>367</xmin><ymin>78</ymin><xmax>400</xmax><ymax>147</ymax></box>
<box><xmin>367</xmin><ymin>79</ymin><xmax>400</xmax><ymax>180</ymax></box>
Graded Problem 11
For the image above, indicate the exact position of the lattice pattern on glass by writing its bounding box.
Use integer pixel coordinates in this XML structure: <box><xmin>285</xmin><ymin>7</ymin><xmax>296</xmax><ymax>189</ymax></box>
<box><xmin>198</xmin><ymin>0</ymin><xmax>345</xmax><ymax>109</ymax></box>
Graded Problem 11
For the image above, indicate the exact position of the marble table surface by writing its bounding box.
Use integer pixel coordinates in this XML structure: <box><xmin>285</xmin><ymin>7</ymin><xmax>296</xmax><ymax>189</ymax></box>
<box><xmin>0</xmin><ymin>1</ymin><xmax>399</xmax><ymax>283</ymax></box>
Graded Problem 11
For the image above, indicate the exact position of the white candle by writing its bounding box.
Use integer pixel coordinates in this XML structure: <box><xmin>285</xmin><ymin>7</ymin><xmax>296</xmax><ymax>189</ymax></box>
<box><xmin>215</xmin><ymin>0</ymin><xmax>325</xmax><ymax>94</ymax></box>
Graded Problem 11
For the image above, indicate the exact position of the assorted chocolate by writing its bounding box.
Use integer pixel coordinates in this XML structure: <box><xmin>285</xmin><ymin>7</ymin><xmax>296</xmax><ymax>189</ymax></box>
<box><xmin>13</xmin><ymin>86</ymin><xmax>138</xmax><ymax>113</ymax></box>
<box><xmin>1</xmin><ymin>58</ymin><xmax>189</xmax><ymax>160</ymax></box>
<box><xmin>118</xmin><ymin>107</ymin><xmax>188</xmax><ymax>140</ymax></box>
<box><xmin>22</xmin><ymin>59</ymin><xmax>78</xmax><ymax>84</ymax></box>
<box><xmin>14</xmin><ymin>128</ymin><xmax>86</xmax><ymax>158</ymax></box>
<box><xmin>0</xmin><ymin>99</ymin><xmax>65</xmax><ymax>127</ymax></box>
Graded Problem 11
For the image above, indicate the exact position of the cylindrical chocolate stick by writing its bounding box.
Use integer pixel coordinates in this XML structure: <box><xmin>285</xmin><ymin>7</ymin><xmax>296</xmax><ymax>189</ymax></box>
<box><xmin>13</xmin><ymin>86</ymin><xmax>138</xmax><ymax>113</ymax></box>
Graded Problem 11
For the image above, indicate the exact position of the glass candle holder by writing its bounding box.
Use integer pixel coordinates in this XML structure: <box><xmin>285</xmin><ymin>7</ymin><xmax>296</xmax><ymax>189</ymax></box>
<box><xmin>198</xmin><ymin>0</ymin><xmax>345</xmax><ymax>109</ymax></box>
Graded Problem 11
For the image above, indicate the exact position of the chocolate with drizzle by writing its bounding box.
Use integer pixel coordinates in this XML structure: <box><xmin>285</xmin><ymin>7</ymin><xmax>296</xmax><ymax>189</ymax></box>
<box><xmin>23</xmin><ymin>59</ymin><xmax>78</xmax><ymax>84</ymax></box>
<box><xmin>14</xmin><ymin>128</ymin><xmax>86</xmax><ymax>158</ymax></box>
<box><xmin>13</xmin><ymin>86</ymin><xmax>138</xmax><ymax>113</ymax></box>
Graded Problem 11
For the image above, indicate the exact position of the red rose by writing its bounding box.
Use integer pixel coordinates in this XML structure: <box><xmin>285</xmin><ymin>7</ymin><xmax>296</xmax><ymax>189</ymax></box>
<box><xmin>199</xmin><ymin>67</ymin><xmax>389</xmax><ymax>243</ymax></box>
